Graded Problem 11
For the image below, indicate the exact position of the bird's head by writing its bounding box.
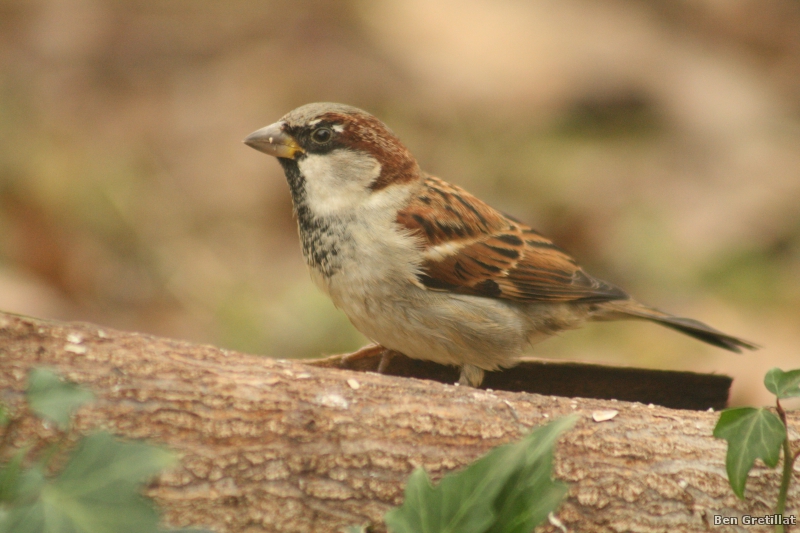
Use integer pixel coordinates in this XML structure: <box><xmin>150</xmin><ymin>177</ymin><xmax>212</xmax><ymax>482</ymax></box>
<box><xmin>245</xmin><ymin>103</ymin><xmax>421</xmax><ymax>216</ymax></box>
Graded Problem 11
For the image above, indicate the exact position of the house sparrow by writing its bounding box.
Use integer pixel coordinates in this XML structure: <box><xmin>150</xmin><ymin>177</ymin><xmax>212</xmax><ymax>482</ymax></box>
<box><xmin>244</xmin><ymin>102</ymin><xmax>757</xmax><ymax>387</ymax></box>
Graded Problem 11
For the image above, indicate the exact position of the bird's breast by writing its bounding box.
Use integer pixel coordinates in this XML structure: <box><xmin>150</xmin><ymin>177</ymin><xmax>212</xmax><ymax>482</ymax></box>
<box><xmin>279</xmin><ymin>155</ymin><xmax>424</xmax><ymax>306</ymax></box>
<box><xmin>297</xmin><ymin>214</ymin><xmax>347</xmax><ymax>279</ymax></box>
<box><xmin>304</xmin><ymin>211</ymin><xmax>422</xmax><ymax>298</ymax></box>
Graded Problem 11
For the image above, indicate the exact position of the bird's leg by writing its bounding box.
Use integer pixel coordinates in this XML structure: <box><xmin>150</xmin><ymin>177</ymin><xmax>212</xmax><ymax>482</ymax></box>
<box><xmin>376</xmin><ymin>349</ymin><xmax>397</xmax><ymax>374</ymax></box>
<box><xmin>458</xmin><ymin>364</ymin><xmax>485</xmax><ymax>388</ymax></box>
<box><xmin>337</xmin><ymin>344</ymin><xmax>403</xmax><ymax>376</ymax></box>
<box><xmin>338</xmin><ymin>343</ymin><xmax>386</xmax><ymax>369</ymax></box>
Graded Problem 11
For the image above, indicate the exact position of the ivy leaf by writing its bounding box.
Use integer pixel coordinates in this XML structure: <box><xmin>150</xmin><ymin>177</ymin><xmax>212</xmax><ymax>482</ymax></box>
<box><xmin>385</xmin><ymin>415</ymin><xmax>576</xmax><ymax>533</ymax></box>
<box><xmin>713</xmin><ymin>407</ymin><xmax>786</xmax><ymax>499</ymax></box>
<box><xmin>763</xmin><ymin>367</ymin><xmax>800</xmax><ymax>399</ymax></box>
<box><xmin>486</xmin><ymin>455</ymin><xmax>566</xmax><ymax>533</ymax></box>
<box><xmin>0</xmin><ymin>447</ymin><xmax>30</xmax><ymax>504</ymax></box>
<box><xmin>0</xmin><ymin>463</ymin><xmax>45</xmax><ymax>533</ymax></box>
<box><xmin>386</xmin><ymin>466</ymin><xmax>495</xmax><ymax>533</ymax></box>
<box><xmin>26</xmin><ymin>368</ymin><xmax>95</xmax><ymax>429</ymax></box>
<box><xmin>0</xmin><ymin>432</ymin><xmax>175</xmax><ymax>533</ymax></box>
<box><xmin>485</xmin><ymin>417</ymin><xmax>573</xmax><ymax>533</ymax></box>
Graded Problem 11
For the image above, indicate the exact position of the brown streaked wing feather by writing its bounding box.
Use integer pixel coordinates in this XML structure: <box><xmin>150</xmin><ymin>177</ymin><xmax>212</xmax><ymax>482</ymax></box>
<box><xmin>398</xmin><ymin>176</ymin><xmax>628</xmax><ymax>303</ymax></box>
<box><xmin>396</xmin><ymin>176</ymin><xmax>509</xmax><ymax>244</ymax></box>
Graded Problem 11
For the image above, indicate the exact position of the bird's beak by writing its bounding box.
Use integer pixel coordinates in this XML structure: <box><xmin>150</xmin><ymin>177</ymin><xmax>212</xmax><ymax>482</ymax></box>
<box><xmin>243</xmin><ymin>122</ymin><xmax>305</xmax><ymax>159</ymax></box>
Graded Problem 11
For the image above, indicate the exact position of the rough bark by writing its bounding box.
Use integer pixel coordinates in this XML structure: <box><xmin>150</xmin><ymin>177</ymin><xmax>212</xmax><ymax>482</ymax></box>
<box><xmin>0</xmin><ymin>311</ymin><xmax>796</xmax><ymax>533</ymax></box>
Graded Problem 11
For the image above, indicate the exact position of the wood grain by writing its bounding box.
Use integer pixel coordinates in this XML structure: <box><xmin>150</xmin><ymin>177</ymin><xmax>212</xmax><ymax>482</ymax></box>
<box><xmin>0</xmin><ymin>311</ymin><xmax>795</xmax><ymax>532</ymax></box>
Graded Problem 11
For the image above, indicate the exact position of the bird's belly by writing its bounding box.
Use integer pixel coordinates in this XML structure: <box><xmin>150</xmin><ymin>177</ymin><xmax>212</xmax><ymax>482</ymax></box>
<box><xmin>325</xmin><ymin>271</ymin><xmax>535</xmax><ymax>370</ymax></box>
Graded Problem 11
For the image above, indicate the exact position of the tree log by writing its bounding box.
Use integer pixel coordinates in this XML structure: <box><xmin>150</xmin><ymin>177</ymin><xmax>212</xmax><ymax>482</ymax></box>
<box><xmin>0</xmin><ymin>311</ymin><xmax>796</xmax><ymax>533</ymax></box>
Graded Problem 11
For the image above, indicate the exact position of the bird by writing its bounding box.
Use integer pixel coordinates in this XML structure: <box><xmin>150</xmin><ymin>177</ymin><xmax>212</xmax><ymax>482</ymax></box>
<box><xmin>244</xmin><ymin>102</ymin><xmax>757</xmax><ymax>387</ymax></box>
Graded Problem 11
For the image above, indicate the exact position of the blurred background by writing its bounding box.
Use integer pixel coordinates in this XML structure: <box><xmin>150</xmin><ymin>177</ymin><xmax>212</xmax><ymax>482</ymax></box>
<box><xmin>1</xmin><ymin>0</ymin><xmax>798</xmax><ymax>406</ymax></box>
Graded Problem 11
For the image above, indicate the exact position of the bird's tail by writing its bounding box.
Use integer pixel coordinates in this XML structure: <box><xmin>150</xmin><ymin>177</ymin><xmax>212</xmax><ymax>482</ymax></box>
<box><xmin>594</xmin><ymin>299</ymin><xmax>759</xmax><ymax>353</ymax></box>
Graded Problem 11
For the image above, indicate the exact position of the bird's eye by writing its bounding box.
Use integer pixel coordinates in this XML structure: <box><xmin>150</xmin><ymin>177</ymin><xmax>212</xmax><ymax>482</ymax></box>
<box><xmin>310</xmin><ymin>127</ymin><xmax>333</xmax><ymax>144</ymax></box>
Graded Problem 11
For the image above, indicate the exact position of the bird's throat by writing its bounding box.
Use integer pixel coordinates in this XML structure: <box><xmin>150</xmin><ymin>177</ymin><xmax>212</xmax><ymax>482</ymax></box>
<box><xmin>277</xmin><ymin>158</ymin><xmax>343</xmax><ymax>278</ymax></box>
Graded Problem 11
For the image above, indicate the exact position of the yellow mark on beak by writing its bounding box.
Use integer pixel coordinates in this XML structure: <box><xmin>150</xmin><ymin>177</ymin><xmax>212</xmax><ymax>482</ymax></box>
<box><xmin>244</xmin><ymin>122</ymin><xmax>305</xmax><ymax>159</ymax></box>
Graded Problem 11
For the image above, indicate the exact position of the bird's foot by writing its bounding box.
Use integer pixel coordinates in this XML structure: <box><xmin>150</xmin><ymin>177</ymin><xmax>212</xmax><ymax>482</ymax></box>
<box><xmin>338</xmin><ymin>344</ymin><xmax>401</xmax><ymax>376</ymax></box>
<box><xmin>376</xmin><ymin>349</ymin><xmax>395</xmax><ymax>374</ymax></box>
<box><xmin>338</xmin><ymin>343</ymin><xmax>386</xmax><ymax>369</ymax></box>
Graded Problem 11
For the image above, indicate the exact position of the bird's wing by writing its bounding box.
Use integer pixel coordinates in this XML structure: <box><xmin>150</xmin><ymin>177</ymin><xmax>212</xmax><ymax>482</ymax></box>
<box><xmin>397</xmin><ymin>176</ymin><xmax>628</xmax><ymax>303</ymax></box>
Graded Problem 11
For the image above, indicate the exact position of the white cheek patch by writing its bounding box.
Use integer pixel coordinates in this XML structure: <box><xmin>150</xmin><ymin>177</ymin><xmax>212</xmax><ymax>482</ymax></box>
<box><xmin>298</xmin><ymin>150</ymin><xmax>382</xmax><ymax>216</ymax></box>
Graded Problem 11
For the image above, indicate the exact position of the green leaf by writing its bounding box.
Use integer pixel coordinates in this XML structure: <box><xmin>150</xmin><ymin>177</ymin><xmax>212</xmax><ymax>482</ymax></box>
<box><xmin>0</xmin><ymin>432</ymin><xmax>176</xmax><ymax>533</ymax></box>
<box><xmin>0</xmin><ymin>463</ymin><xmax>45</xmax><ymax>533</ymax></box>
<box><xmin>385</xmin><ymin>415</ymin><xmax>577</xmax><ymax>533</ymax></box>
<box><xmin>26</xmin><ymin>368</ymin><xmax>95</xmax><ymax>429</ymax></box>
<box><xmin>385</xmin><ymin>460</ymin><xmax>495</xmax><ymax>533</ymax></box>
<box><xmin>485</xmin><ymin>417</ymin><xmax>576</xmax><ymax>533</ymax></box>
<box><xmin>0</xmin><ymin>447</ymin><xmax>30</xmax><ymax>503</ymax></box>
<box><xmin>764</xmin><ymin>367</ymin><xmax>800</xmax><ymax>399</ymax></box>
<box><xmin>486</xmin><ymin>455</ymin><xmax>566</xmax><ymax>533</ymax></box>
<box><xmin>713</xmin><ymin>407</ymin><xmax>786</xmax><ymax>499</ymax></box>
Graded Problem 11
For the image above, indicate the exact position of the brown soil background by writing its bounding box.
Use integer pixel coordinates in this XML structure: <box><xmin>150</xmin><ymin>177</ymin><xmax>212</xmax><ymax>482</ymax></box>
<box><xmin>1</xmin><ymin>0</ymin><xmax>799</xmax><ymax>406</ymax></box>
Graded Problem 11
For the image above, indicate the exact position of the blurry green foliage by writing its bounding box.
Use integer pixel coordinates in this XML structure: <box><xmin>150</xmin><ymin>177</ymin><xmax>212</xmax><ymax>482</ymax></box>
<box><xmin>26</xmin><ymin>368</ymin><xmax>95</xmax><ymax>429</ymax></box>
<box><xmin>0</xmin><ymin>368</ymin><xmax>210</xmax><ymax>533</ymax></box>
<box><xmin>764</xmin><ymin>367</ymin><xmax>800</xmax><ymax>399</ymax></box>
<box><xmin>216</xmin><ymin>280</ymin><xmax>367</xmax><ymax>357</ymax></box>
<box><xmin>1</xmin><ymin>432</ymin><xmax>177</xmax><ymax>533</ymax></box>
<box><xmin>553</xmin><ymin>91</ymin><xmax>665</xmax><ymax>139</ymax></box>
<box><xmin>701</xmin><ymin>230</ymin><xmax>800</xmax><ymax>308</ymax></box>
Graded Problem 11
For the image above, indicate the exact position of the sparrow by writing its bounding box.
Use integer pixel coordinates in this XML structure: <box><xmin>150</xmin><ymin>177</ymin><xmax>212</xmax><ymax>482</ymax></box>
<box><xmin>244</xmin><ymin>102</ymin><xmax>757</xmax><ymax>387</ymax></box>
